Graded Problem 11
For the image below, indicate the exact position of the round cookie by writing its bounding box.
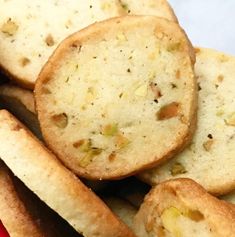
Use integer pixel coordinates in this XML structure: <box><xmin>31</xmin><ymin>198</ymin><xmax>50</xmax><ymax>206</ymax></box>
<box><xmin>35</xmin><ymin>16</ymin><xmax>196</xmax><ymax>179</ymax></box>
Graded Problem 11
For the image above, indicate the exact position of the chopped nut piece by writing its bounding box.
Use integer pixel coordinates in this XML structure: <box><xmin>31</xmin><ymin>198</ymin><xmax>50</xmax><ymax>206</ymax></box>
<box><xmin>79</xmin><ymin>154</ymin><xmax>92</xmax><ymax>168</ymax></box>
<box><xmin>175</xmin><ymin>70</ymin><xmax>181</xmax><ymax>79</ymax></box>
<box><xmin>102</xmin><ymin>124</ymin><xmax>118</xmax><ymax>136</ymax></box>
<box><xmin>217</xmin><ymin>74</ymin><xmax>224</xmax><ymax>82</ymax></box>
<box><xmin>120</xmin><ymin>3</ymin><xmax>128</xmax><ymax>11</ymax></box>
<box><xmin>115</xmin><ymin>134</ymin><xmax>130</xmax><ymax>149</ymax></box>
<box><xmin>135</xmin><ymin>84</ymin><xmax>148</xmax><ymax>97</ymax></box>
<box><xmin>150</xmin><ymin>82</ymin><xmax>162</xmax><ymax>99</ymax></box>
<box><xmin>87</xmin><ymin>87</ymin><xmax>94</xmax><ymax>94</ymax></box>
<box><xmin>81</xmin><ymin>105</ymin><xmax>87</xmax><ymax>110</ymax></box>
<box><xmin>216</xmin><ymin>109</ymin><xmax>224</xmax><ymax>117</ymax></box>
<box><xmin>79</xmin><ymin>151</ymin><xmax>95</xmax><ymax>167</ymax></box>
<box><xmin>116</xmin><ymin>32</ymin><xmax>127</xmax><ymax>42</ymax></box>
<box><xmin>1</xmin><ymin>18</ymin><xmax>18</xmax><ymax>36</ymax></box>
<box><xmin>45</xmin><ymin>34</ymin><xmax>55</xmax><ymax>46</ymax></box>
<box><xmin>20</xmin><ymin>57</ymin><xmax>30</xmax><ymax>67</ymax></box>
<box><xmin>51</xmin><ymin>113</ymin><xmax>68</xmax><ymax>128</ymax></box>
<box><xmin>148</xmin><ymin>71</ymin><xmax>156</xmax><ymax>81</ymax></box>
<box><xmin>73</xmin><ymin>139</ymin><xmax>86</xmax><ymax>149</ymax></box>
<box><xmin>79</xmin><ymin>139</ymin><xmax>92</xmax><ymax>152</ymax></box>
<box><xmin>41</xmin><ymin>87</ymin><xmax>51</xmax><ymax>94</ymax></box>
<box><xmin>203</xmin><ymin>139</ymin><xmax>214</xmax><ymax>151</ymax></box>
<box><xmin>74</xmin><ymin>139</ymin><xmax>102</xmax><ymax>154</ymax></box>
<box><xmin>186</xmin><ymin>210</ymin><xmax>204</xmax><ymax>222</ymax></box>
<box><xmin>170</xmin><ymin>162</ymin><xmax>187</xmax><ymax>176</ymax></box>
<box><xmin>90</xmin><ymin>147</ymin><xmax>103</xmax><ymax>156</ymax></box>
<box><xmin>161</xmin><ymin>207</ymin><xmax>182</xmax><ymax>237</ymax></box>
<box><xmin>108</xmin><ymin>152</ymin><xmax>116</xmax><ymax>161</ymax></box>
<box><xmin>225</xmin><ymin>113</ymin><xmax>235</xmax><ymax>126</ymax></box>
<box><xmin>167</xmin><ymin>42</ymin><xmax>181</xmax><ymax>52</ymax></box>
<box><xmin>118</xmin><ymin>0</ymin><xmax>130</xmax><ymax>13</ymax></box>
<box><xmin>156</xmin><ymin>226</ymin><xmax>166</xmax><ymax>237</ymax></box>
<box><xmin>157</xmin><ymin>102</ymin><xmax>180</xmax><ymax>120</ymax></box>
<box><xmin>101</xmin><ymin>2</ymin><xmax>111</xmax><ymax>10</ymax></box>
<box><xmin>79</xmin><ymin>147</ymin><xmax>102</xmax><ymax>167</ymax></box>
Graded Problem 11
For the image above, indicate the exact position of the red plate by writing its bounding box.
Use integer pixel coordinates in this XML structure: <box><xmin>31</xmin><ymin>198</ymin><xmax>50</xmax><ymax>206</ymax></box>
<box><xmin>0</xmin><ymin>221</ymin><xmax>9</xmax><ymax>237</ymax></box>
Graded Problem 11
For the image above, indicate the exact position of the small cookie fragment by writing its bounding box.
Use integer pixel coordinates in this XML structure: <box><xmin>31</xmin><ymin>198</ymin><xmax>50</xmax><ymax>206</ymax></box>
<box><xmin>1</xmin><ymin>18</ymin><xmax>18</xmax><ymax>36</ymax></box>
<box><xmin>133</xmin><ymin>179</ymin><xmax>235</xmax><ymax>237</ymax></box>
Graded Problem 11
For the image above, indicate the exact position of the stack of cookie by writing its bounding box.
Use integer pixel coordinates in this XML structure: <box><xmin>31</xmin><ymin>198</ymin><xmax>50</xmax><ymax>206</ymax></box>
<box><xmin>0</xmin><ymin>1</ymin><xmax>234</xmax><ymax>237</ymax></box>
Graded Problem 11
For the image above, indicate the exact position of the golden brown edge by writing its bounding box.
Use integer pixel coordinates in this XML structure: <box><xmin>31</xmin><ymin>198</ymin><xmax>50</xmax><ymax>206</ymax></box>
<box><xmin>0</xmin><ymin>161</ymin><xmax>44</xmax><ymax>237</ymax></box>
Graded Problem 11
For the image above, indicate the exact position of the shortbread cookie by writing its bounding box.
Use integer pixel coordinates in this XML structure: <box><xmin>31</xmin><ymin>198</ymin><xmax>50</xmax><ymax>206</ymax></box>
<box><xmin>35</xmin><ymin>16</ymin><xmax>196</xmax><ymax>180</ymax></box>
<box><xmin>0</xmin><ymin>110</ymin><xmax>136</xmax><ymax>237</ymax></box>
<box><xmin>140</xmin><ymin>48</ymin><xmax>235</xmax><ymax>195</ymax></box>
<box><xmin>0</xmin><ymin>0</ymin><xmax>177</xmax><ymax>89</ymax></box>
<box><xmin>0</xmin><ymin>84</ymin><xmax>42</xmax><ymax>138</ymax></box>
<box><xmin>133</xmin><ymin>179</ymin><xmax>235</xmax><ymax>237</ymax></box>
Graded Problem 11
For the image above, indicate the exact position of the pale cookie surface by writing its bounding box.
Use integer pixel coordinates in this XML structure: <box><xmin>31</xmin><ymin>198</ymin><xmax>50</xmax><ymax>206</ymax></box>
<box><xmin>0</xmin><ymin>110</ymin><xmax>136</xmax><ymax>237</ymax></box>
<box><xmin>119</xmin><ymin>0</ymin><xmax>177</xmax><ymax>21</ymax></box>
<box><xmin>0</xmin><ymin>0</ymin><xmax>176</xmax><ymax>89</ymax></box>
<box><xmin>141</xmin><ymin>48</ymin><xmax>235</xmax><ymax>195</ymax></box>
<box><xmin>35</xmin><ymin>16</ymin><xmax>196</xmax><ymax>180</ymax></box>
<box><xmin>133</xmin><ymin>179</ymin><xmax>235</xmax><ymax>237</ymax></box>
<box><xmin>0</xmin><ymin>161</ymin><xmax>44</xmax><ymax>237</ymax></box>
